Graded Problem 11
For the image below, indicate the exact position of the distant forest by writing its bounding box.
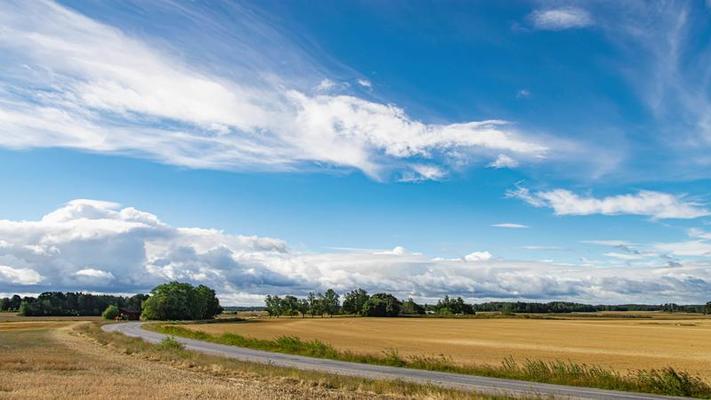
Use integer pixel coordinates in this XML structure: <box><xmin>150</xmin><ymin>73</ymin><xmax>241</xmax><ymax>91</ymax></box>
<box><xmin>3</xmin><ymin>289</ymin><xmax>710</xmax><ymax>317</ymax></box>
<box><xmin>263</xmin><ymin>289</ymin><xmax>711</xmax><ymax>317</ymax></box>
<box><xmin>0</xmin><ymin>292</ymin><xmax>148</xmax><ymax>316</ymax></box>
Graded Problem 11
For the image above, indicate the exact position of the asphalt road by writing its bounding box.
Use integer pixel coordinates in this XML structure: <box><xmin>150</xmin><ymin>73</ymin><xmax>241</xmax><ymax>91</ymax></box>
<box><xmin>103</xmin><ymin>322</ymin><xmax>687</xmax><ymax>400</ymax></box>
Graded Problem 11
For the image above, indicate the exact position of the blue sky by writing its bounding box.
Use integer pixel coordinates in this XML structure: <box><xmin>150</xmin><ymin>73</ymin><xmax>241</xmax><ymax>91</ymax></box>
<box><xmin>0</xmin><ymin>0</ymin><xmax>710</xmax><ymax>305</ymax></box>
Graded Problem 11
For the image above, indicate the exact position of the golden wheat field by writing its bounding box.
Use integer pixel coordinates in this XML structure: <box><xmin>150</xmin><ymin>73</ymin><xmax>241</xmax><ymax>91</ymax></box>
<box><xmin>183</xmin><ymin>316</ymin><xmax>711</xmax><ymax>378</ymax></box>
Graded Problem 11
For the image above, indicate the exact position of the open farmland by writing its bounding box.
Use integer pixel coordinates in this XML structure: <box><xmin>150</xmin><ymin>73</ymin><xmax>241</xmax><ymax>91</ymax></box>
<box><xmin>0</xmin><ymin>319</ymin><xmax>502</xmax><ymax>400</ymax></box>
<box><xmin>182</xmin><ymin>316</ymin><xmax>711</xmax><ymax>379</ymax></box>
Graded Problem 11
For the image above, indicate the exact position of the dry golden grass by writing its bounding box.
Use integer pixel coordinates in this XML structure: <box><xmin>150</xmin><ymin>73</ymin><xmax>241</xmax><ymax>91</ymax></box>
<box><xmin>183</xmin><ymin>316</ymin><xmax>711</xmax><ymax>379</ymax></box>
<box><xmin>0</xmin><ymin>312</ymin><xmax>101</xmax><ymax>322</ymax></box>
<box><xmin>0</xmin><ymin>320</ymin><xmax>511</xmax><ymax>400</ymax></box>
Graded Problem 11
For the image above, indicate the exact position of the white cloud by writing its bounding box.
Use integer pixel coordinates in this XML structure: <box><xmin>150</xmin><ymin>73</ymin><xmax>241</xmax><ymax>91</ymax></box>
<box><xmin>488</xmin><ymin>154</ymin><xmax>519</xmax><ymax>169</ymax></box>
<box><xmin>655</xmin><ymin>241</ymin><xmax>711</xmax><ymax>257</ymax></box>
<box><xmin>516</xmin><ymin>89</ymin><xmax>531</xmax><ymax>98</ymax></box>
<box><xmin>464</xmin><ymin>251</ymin><xmax>493</xmax><ymax>262</ymax></box>
<box><xmin>603</xmin><ymin>252</ymin><xmax>647</xmax><ymax>261</ymax></box>
<box><xmin>315</xmin><ymin>79</ymin><xmax>337</xmax><ymax>92</ymax></box>
<box><xmin>1</xmin><ymin>200</ymin><xmax>711</xmax><ymax>304</ymax></box>
<box><xmin>0</xmin><ymin>1</ymin><xmax>554</xmax><ymax>182</ymax></box>
<box><xmin>0</xmin><ymin>265</ymin><xmax>43</xmax><ymax>285</ymax></box>
<box><xmin>356</xmin><ymin>79</ymin><xmax>372</xmax><ymax>88</ymax></box>
<box><xmin>508</xmin><ymin>187</ymin><xmax>709</xmax><ymax>219</ymax></box>
<box><xmin>74</xmin><ymin>268</ymin><xmax>115</xmax><ymax>281</ymax></box>
<box><xmin>529</xmin><ymin>7</ymin><xmax>593</xmax><ymax>31</ymax></box>
<box><xmin>492</xmin><ymin>223</ymin><xmax>529</xmax><ymax>229</ymax></box>
<box><xmin>582</xmin><ymin>240</ymin><xmax>634</xmax><ymax>247</ymax></box>
<box><xmin>688</xmin><ymin>228</ymin><xmax>711</xmax><ymax>240</ymax></box>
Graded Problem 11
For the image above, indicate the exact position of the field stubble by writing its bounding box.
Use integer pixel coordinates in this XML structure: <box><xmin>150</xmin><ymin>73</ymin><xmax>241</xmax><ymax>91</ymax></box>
<box><xmin>182</xmin><ymin>316</ymin><xmax>711</xmax><ymax>378</ymax></box>
<box><xmin>0</xmin><ymin>320</ymin><xmax>509</xmax><ymax>400</ymax></box>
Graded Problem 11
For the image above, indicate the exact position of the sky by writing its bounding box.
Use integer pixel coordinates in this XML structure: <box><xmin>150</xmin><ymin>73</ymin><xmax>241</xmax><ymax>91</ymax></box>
<box><xmin>1</xmin><ymin>0</ymin><xmax>710</xmax><ymax>305</ymax></box>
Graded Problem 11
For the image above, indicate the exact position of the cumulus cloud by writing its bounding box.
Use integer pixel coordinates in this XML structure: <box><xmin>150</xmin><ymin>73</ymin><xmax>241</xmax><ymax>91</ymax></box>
<box><xmin>492</xmin><ymin>223</ymin><xmax>528</xmax><ymax>229</ymax></box>
<box><xmin>0</xmin><ymin>1</ymin><xmax>554</xmax><ymax>182</ymax></box>
<box><xmin>1</xmin><ymin>200</ymin><xmax>710</xmax><ymax>304</ymax></box>
<box><xmin>464</xmin><ymin>251</ymin><xmax>493</xmax><ymax>262</ymax></box>
<box><xmin>529</xmin><ymin>7</ymin><xmax>593</xmax><ymax>31</ymax></box>
<box><xmin>488</xmin><ymin>154</ymin><xmax>519</xmax><ymax>169</ymax></box>
<box><xmin>0</xmin><ymin>265</ymin><xmax>43</xmax><ymax>285</ymax></box>
<box><xmin>508</xmin><ymin>187</ymin><xmax>709</xmax><ymax>219</ymax></box>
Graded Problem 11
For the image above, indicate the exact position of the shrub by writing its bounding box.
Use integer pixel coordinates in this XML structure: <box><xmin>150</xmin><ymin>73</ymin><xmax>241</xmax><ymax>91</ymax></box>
<box><xmin>102</xmin><ymin>305</ymin><xmax>120</xmax><ymax>320</ymax></box>
<box><xmin>157</xmin><ymin>336</ymin><xmax>185</xmax><ymax>351</ymax></box>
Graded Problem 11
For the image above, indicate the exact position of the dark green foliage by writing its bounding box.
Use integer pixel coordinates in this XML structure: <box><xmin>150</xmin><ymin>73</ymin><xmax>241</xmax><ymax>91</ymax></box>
<box><xmin>342</xmin><ymin>289</ymin><xmax>369</xmax><ymax>314</ymax></box>
<box><xmin>102</xmin><ymin>304</ymin><xmax>120</xmax><ymax>320</ymax></box>
<box><xmin>433</xmin><ymin>296</ymin><xmax>474</xmax><ymax>315</ymax></box>
<box><xmin>140</xmin><ymin>281</ymin><xmax>222</xmax><ymax>321</ymax></box>
<box><xmin>705</xmin><ymin>302</ymin><xmax>711</xmax><ymax>315</ymax></box>
<box><xmin>0</xmin><ymin>297</ymin><xmax>9</xmax><ymax>311</ymax></box>
<box><xmin>9</xmin><ymin>295</ymin><xmax>22</xmax><ymax>311</ymax></box>
<box><xmin>265</xmin><ymin>291</ymin><xmax>340</xmax><ymax>317</ymax></box>
<box><xmin>321</xmin><ymin>289</ymin><xmax>340</xmax><ymax>316</ymax></box>
<box><xmin>401</xmin><ymin>298</ymin><xmax>425</xmax><ymax>315</ymax></box>
<box><xmin>475</xmin><ymin>301</ymin><xmax>707</xmax><ymax>314</ymax></box>
<box><xmin>362</xmin><ymin>293</ymin><xmax>401</xmax><ymax>317</ymax></box>
<box><xmin>15</xmin><ymin>292</ymin><xmax>144</xmax><ymax>316</ymax></box>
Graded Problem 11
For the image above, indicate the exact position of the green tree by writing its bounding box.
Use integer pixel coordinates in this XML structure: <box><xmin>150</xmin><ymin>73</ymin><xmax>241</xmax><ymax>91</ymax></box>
<box><xmin>321</xmin><ymin>289</ymin><xmax>340</xmax><ymax>317</ymax></box>
<box><xmin>265</xmin><ymin>295</ymin><xmax>282</xmax><ymax>317</ymax></box>
<box><xmin>102</xmin><ymin>305</ymin><xmax>120</xmax><ymax>320</ymax></box>
<box><xmin>705</xmin><ymin>302</ymin><xmax>711</xmax><ymax>315</ymax></box>
<box><xmin>282</xmin><ymin>295</ymin><xmax>299</xmax><ymax>317</ymax></box>
<box><xmin>296</xmin><ymin>298</ymin><xmax>309</xmax><ymax>318</ymax></box>
<box><xmin>362</xmin><ymin>293</ymin><xmax>401</xmax><ymax>317</ymax></box>
<box><xmin>9</xmin><ymin>295</ymin><xmax>22</xmax><ymax>311</ymax></box>
<box><xmin>342</xmin><ymin>289</ymin><xmax>369</xmax><ymax>315</ymax></box>
<box><xmin>401</xmin><ymin>298</ymin><xmax>425</xmax><ymax>315</ymax></box>
<box><xmin>141</xmin><ymin>282</ymin><xmax>222</xmax><ymax>320</ymax></box>
<box><xmin>307</xmin><ymin>292</ymin><xmax>323</xmax><ymax>317</ymax></box>
<box><xmin>127</xmin><ymin>294</ymin><xmax>149</xmax><ymax>312</ymax></box>
<box><xmin>0</xmin><ymin>297</ymin><xmax>9</xmax><ymax>311</ymax></box>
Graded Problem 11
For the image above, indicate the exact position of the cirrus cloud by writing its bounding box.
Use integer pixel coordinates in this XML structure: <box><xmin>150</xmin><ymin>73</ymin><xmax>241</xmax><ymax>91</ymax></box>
<box><xmin>0</xmin><ymin>0</ymin><xmax>555</xmax><ymax>182</ymax></box>
<box><xmin>508</xmin><ymin>187</ymin><xmax>709</xmax><ymax>219</ymax></box>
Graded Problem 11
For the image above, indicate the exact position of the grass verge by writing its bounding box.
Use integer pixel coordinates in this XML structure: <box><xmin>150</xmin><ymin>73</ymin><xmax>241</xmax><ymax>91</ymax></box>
<box><xmin>81</xmin><ymin>323</ymin><xmax>518</xmax><ymax>400</ymax></box>
<box><xmin>151</xmin><ymin>323</ymin><xmax>711</xmax><ymax>398</ymax></box>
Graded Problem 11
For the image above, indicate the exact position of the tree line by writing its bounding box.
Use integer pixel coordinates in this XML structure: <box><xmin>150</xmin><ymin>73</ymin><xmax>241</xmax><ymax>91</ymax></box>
<box><xmin>264</xmin><ymin>289</ymin><xmax>476</xmax><ymax>317</ymax></box>
<box><xmin>0</xmin><ymin>292</ymin><xmax>148</xmax><ymax>316</ymax></box>
<box><xmin>1</xmin><ymin>281</ymin><xmax>223</xmax><ymax>320</ymax></box>
<box><xmin>263</xmin><ymin>289</ymin><xmax>711</xmax><ymax>317</ymax></box>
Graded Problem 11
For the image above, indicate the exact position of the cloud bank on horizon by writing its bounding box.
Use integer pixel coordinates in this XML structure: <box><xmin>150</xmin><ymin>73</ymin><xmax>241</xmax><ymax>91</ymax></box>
<box><xmin>1</xmin><ymin>200</ymin><xmax>710</xmax><ymax>305</ymax></box>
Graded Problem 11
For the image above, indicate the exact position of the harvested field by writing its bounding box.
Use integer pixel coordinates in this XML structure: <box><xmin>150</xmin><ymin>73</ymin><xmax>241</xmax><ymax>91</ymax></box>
<box><xmin>183</xmin><ymin>316</ymin><xmax>711</xmax><ymax>379</ymax></box>
<box><xmin>0</xmin><ymin>319</ymin><xmax>503</xmax><ymax>400</ymax></box>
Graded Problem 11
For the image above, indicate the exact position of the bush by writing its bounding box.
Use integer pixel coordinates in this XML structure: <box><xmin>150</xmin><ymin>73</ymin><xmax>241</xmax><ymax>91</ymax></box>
<box><xmin>102</xmin><ymin>305</ymin><xmax>120</xmax><ymax>320</ymax></box>
<box><xmin>157</xmin><ymin>336</ymin><xmax>185</xmax><ymax>351</ymax></box>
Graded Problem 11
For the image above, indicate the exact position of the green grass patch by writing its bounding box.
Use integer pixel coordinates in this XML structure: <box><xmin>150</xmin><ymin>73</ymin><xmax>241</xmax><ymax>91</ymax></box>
<box><xmin>150</xmin><ymin>323</ymin><xmax>711</xmax><ymax>398</ymax></box>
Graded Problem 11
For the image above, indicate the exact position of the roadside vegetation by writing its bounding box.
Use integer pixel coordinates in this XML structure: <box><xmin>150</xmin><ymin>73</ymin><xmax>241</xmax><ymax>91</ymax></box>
<box><xmin>152</xmin><ymin>323</ymin><xmax>711</xmax><ymax>398</ymax></box>
<box><xmin>74</xmin><ymin>322</ymin><xmax>518</xmax><ymax>400</ymax></box>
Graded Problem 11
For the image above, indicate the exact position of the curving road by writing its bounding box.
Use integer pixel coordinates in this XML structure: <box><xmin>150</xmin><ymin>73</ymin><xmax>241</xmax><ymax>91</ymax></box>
<box><xmin>103</xmin><ymin>322</ymin><xmax>686</xmax><ymax>400</ymax></box>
